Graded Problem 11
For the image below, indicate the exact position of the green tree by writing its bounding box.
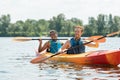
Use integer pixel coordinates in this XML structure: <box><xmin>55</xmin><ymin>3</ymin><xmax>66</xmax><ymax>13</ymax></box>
<box><xmin>37</xmin><ymin>19</ymin><xmax>49</xmax><ymax>36</ymax></box>
<box><xmin>112</xmin><ymin>16</ymin><xmax>120</xmax><ymax>32</ymax></box>
<box><xmin>49</xmin><ymin>13</ymin><xmax>65</xmax><ymax>35</ymax></box>
<box><xmin>7</xmin><ymin>21</ymin><xmax>24</xmax><ymax>36</ymax></box>
<box><xmin>0</xmin><ymin>14</ymin><xmax>11</xmax><ymax>36</ymax></box>
<box><xmin>96</xmin><ymin>14</ymin><xmax>106</xmax><ymax>35</ymax></box>
<box><xmin>84</xmin><ymin>17</ymin><xmax>97</xmax><ymax>36</ymax></box>
<box><xmin>71</xmin><ymin>18</ymin><xmax>83</xmax><ymax>26</ymax></box>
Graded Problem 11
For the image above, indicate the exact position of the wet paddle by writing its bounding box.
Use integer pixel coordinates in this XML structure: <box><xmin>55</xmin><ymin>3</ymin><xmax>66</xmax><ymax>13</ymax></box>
<box><xmin>35</xmin><ymin>30</ymin><xmax>120</xmax><ymax>63</ymax></box>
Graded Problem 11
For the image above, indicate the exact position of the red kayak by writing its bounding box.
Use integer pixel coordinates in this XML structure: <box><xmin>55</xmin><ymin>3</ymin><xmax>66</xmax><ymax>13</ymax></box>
<box><xmin>31</xmin><ymin>49</ymin><xmax>120</xmax><ymax>66</ymax></box>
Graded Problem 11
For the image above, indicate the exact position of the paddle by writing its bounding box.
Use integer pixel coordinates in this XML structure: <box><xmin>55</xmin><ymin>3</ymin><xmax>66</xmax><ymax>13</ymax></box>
<box><xmin>34</xmin><ymin>30</ymin><xmax>120</xmax><ymax>63</ymax></box>
<box><xmin>84</xmin><ymin>36</ymin><xmax>106</xmax><ymax>48</ymax></box>
<box><xmin>13</xmin><ymin>36</ymin><xmax>104</xmax><ymax>48</ymax></box>
<box><xmin>13</xmin><ymin>36</ymin><xmax>105</xmax><ymax>42</ymax></box>
<box><xmin>12</xmin><ymin>37</ymin><xmax>68</xmax><ymax>42</ymax></box>
<box><xmin>85</xmin><ymin>36</ymin><xmax>106</xmax><ymax>43</ymax></box>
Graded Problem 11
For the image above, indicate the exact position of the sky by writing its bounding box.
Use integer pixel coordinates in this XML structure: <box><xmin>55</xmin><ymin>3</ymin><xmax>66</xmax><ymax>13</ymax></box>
<box><xmin>0</xmin><ymin>0</ymin><xmax>120</xmax><ymax>24</ymax></box>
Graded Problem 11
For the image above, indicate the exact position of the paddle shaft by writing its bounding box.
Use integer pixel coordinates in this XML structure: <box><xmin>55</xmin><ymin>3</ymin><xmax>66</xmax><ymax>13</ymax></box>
<box><xmin>32</xmin><ymin>39</ymin><xmax>68</xmax><ymax>40</ymax></box>
<box><xmin>39</xmin><ymin>52</ymin><xmax>66</xmax><ymax>62</ymax></box>
<box><xmin>13</xmin><ymin>36</ymin><xmax>105</xmax><ymax>43</ymax></box>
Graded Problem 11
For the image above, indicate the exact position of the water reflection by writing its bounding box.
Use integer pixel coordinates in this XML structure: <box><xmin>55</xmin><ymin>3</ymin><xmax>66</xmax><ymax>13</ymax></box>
<box><xmin>37</xmin><ymin>62</ymin><xmax>120</xmax><ymax>80</ymax></box>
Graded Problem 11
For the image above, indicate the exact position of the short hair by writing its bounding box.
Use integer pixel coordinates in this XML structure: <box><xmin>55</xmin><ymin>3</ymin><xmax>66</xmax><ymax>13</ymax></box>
<box><xmin>49</xmin><ymin>30</ymin><xmax>57</xmax><ymax>34</ymax></box>
<box><xmin>74</xmin><ymin>25</ymin><xmax>84</xmax><ymax>32</ymax></box>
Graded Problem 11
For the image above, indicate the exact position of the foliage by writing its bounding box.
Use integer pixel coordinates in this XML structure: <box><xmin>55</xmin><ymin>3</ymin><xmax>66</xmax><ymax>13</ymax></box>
<box><xmin>0</xmin><ymin>13</ymin><xmax>120</xmax><ymax>37</ymax></box>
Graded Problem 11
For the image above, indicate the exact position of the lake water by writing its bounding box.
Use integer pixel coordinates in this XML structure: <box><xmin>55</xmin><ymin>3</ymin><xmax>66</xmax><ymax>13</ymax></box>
<box><xmin>0</xmin><ymin>37</ymin><xmax>120</xmax><ymax>80</ymax></box>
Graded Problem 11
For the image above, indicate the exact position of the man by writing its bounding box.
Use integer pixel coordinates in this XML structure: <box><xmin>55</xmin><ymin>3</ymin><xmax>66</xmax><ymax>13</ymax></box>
<box><xmin>38</xmin><ymin>30</ymin><xmax>63</xmax><ymax>54</ymax></box>
<box><xmin>61</xmin><ymin>25</ymin><xmax>85</xmax><ymax>54</ymax></box>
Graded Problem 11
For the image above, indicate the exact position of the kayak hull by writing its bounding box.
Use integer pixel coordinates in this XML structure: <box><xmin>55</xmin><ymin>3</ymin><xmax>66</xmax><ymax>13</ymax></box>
<box><xmin>31</xmin><ymin>50</ymin><xmax>120</xmax><ymax>66</ymax></box>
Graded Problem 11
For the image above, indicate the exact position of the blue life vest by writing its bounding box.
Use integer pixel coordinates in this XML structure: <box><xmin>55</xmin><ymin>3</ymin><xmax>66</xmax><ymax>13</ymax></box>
<box><xmin>67</xmin><ymin>38</ymin><xmax>85</xmax><ymax>54</ymax></box>
<box><xmin>49</xmin><ymin>40</ymin><xmax>62</xmax><ymax>54</ymax></box>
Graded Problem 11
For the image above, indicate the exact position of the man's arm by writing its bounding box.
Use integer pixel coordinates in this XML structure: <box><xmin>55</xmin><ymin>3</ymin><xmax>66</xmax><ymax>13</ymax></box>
<box><xmin>61</xmin><ymin>40</ymin><xmax>71</xmax><ymax>51</ymax></box>
<box><xmin>38</xmin><ymin>41</ymin><xmax>50</xmax><ymax>53</ymax></box>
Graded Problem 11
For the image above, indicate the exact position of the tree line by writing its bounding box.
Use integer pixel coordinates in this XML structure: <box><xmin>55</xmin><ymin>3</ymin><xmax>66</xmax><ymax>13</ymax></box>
<box><xmin>0</xmin><ymin>13</ymin><xmax>120</xmax><ymax>37</ymax></box>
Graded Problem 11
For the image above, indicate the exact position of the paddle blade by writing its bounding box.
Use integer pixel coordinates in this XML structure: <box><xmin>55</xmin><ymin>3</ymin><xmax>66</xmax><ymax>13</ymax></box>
<box><xmin>30</xmin><ymin>55</ymin><xmax>46</xmax><ymax>64</ymax></box>
<box><xmin>13</xmin><ymin>37</ymin><xmax>32</xmax><ymax>42</ymax></box>
<box><xmin>85</xmin><ymin>36</ymin><xmax>106</xmax><ymax>43</ymax></box>
<box><xmin>85</xmin><ymin>42</ymin><xmax>99</xmax><ymax>48</ymax></box>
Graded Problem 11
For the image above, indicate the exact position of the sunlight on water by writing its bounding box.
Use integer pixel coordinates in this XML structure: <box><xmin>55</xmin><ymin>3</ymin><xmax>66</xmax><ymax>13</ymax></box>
<box><xmin>0</xmin><ymin>37</ymin><xmax>120</xmax><ymax>80</ymax></box>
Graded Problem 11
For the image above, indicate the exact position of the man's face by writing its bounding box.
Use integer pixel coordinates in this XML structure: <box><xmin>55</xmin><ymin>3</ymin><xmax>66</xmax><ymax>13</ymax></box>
<box><xmin>74</xmin><ymin>28</ymin><xmax>83</xmax><ymax>39</ymax></box>
<box><xmin>50</xmin><ymin>32</ymin><xmax>57</xmax><ymax>39</ymax></box>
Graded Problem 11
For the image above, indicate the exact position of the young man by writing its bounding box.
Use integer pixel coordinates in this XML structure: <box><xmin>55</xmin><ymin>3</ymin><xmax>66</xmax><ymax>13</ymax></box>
<box><xmin>38</xmin><ymin>30</ymin><xmax>63</xmax><ymax>54</ymax></box>
<box><xmin>61</xmin><ymin>26</ymin><xmax>85</xmax><ymax>54</ymax></box>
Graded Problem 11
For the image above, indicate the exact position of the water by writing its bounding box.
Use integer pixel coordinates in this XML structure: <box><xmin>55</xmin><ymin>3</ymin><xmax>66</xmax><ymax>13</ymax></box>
<box><xmin>0</xmin><ymin>37</ymin><xmax>120</xmax><ymax>80</ymax></box>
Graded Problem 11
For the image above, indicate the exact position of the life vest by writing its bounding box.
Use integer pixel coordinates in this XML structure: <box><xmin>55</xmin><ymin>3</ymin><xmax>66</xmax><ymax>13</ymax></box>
<box><xmin>67</xmin><ymin>38</ymin><xmax>85</xmax><ymax>54</ymax></box>
<box><xmin>48</xmin><ymin>40</ymin><xmax>62</xmax><ymax>54</ymax></box>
